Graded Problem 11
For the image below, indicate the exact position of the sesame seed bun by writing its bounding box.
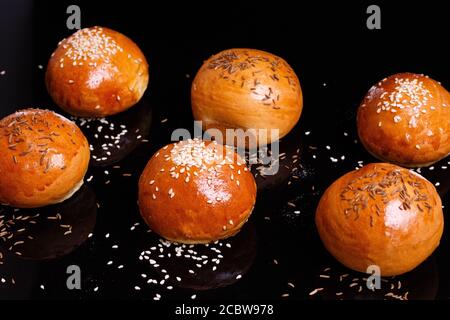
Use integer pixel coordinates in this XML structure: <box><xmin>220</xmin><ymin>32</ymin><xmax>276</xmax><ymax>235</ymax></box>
<box><xmin>138</xmin><ymin>139</ymin><xmax>257</xmax><ymax>244</ymax></box>
<box><xmin>315</xmin><ymin>163</ymin><xmax>444</xmax><ymax>276</ymax></box>
<box><xmin>0</xmin><ymin>109</ymin><xmax>90</xmax><ymax>208</ymax></box>
<box><xmin>46</xmin><ymin>26</ymin><xmax>149</xmax><ymax>117</ymax></box>
<box><xmin>357</xmin><ymin>73</ymin><xmax>450</xmax><ymax>167</ymax></box>
<box><xmin>191</xmin><ymin>48</ymin><xmax>303</xmax><ymax>147</ymax></box>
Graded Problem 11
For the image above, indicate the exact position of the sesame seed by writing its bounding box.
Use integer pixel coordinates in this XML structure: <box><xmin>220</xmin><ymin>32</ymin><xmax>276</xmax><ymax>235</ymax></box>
<box><xmin>63</xmin><ymin>27</ymin><xmax>123</xmax><ymax>63</ymax></box>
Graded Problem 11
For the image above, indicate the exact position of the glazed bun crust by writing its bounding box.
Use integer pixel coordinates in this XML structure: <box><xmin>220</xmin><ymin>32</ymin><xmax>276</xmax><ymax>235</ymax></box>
<box><xmin>191</xmin><ymin>48</ymin><xmax>302</xmax><ymax>147</ymax></box>
<box><xmin>46</xmin><ymin>26</ymin><xmax>149</xmax><ymax>117</ymax></box>
<box><xmin>138</xmin><ymin>139</ymin><xmax>257</xmax><ymax>244</ymax></box>
<box><xmin>0</xmin><ymin>109</ymin><xmax>90</xmax><ymax>208</ymax></box>
<box><xmin>357</xmin><ymin>73</ymin><xmax>450</xmax><ymax>167</ymax></box>
<box><xmin>316</xmin><ymin>163</ymin><xmax>443</xmax><ymax>276</ymax></box>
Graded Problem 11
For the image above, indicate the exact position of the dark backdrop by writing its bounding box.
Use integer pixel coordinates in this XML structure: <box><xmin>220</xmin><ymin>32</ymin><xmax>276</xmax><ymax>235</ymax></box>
<box><xmin>1</xmin><ymin>0</ymin><xmax>450</xmax><ymax>301</ymax></box>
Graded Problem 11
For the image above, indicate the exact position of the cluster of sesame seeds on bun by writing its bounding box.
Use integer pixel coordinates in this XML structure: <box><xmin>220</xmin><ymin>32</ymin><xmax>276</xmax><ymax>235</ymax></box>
<box><xmin>59</xmin><ymin>26</ymin><xmax>124</xmax><ymax>68</ymax></box>
<box><xmin>148</xmin><ymin>138</ymin><xmax>247</xmax><ymax>203</ymax></box>
<box><xmin>371</xmin><ymin>75</ymin><xmax>434</xmax><ymax>128</ymax></box>
<box><xmin>170</xmin><ymin>138</ymin><xmax>242</xmax><ymax>169</ymax></box>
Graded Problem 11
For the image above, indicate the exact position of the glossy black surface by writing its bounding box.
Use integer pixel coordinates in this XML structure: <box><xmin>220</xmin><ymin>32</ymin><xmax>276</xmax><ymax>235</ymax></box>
<box><xmin>1</xmin><ymin>1</ymin><xmax>450</xmax><ymax>300</ymax></box>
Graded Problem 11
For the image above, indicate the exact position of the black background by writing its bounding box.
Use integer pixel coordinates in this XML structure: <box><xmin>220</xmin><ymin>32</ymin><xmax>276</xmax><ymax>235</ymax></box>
<box><xmin>1</xmin><ymin>0</ymin><xmax>450</xmax><ymax>302</ymax></box>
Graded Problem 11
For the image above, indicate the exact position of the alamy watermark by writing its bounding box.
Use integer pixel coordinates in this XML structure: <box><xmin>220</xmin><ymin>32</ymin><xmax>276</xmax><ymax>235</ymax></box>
<box><xmin>66</xmin><ymin>5</ymin><xmax>81</xmax><ymax>30</ymax></box>
<box><xmin>66</xmin><ymin>264</ymin><xmax>81</xmax><ymax>290</ymax></box>
<box><xmin>366</xmin><ymin>5</ymin><xmax>381</xmax><ymax>30</ymax></box>
<box><xmin>366</xmin><ymin>265</ymin><xmax>381</xmax><ymax>290</ymax></box>
<box><xmin>172</xmin><ymin>121</ymin><xmax>280</xmax><ymax>176</ymax></box>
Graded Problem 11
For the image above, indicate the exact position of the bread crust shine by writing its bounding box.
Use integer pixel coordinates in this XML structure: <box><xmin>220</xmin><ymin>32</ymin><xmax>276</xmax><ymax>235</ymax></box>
<box><xmin>46</xmin><ymin>26</ymin><xmax>149</xmax><ymax>117</ymax></box>
<box><xmin>315</xmin><ymin>163</ymin><xmax>443</xmax><ymax>276</ymax></box>
<box><xmin>191</xmin><ymin>48</ymin><xmax>302</xmax><ymax>147</ymax></box>
<box><xmin>357</xmin><ymin>73</ymin><xmax>450</xmax><ymax>167</ymax></box>
<box><xmin>138</xmin><ymin>139</ymin><xmax>257</xmax><ymax>244</ymax></box>
<box><xmin>0</xmin><ymin>109</ymin><xmax>90</xmax><ymax>208</ymax></box>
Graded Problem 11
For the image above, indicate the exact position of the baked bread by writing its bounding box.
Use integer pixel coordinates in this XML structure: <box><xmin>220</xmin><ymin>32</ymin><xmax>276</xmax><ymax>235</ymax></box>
<box><xmin>315</xmin><ymin>163</ymin><xmax>444</xmax><ymax>276</ymax></box>
<box><xmin>191</xmin><ymin>48</ymin><xmax>302</xmax><ymax>147</ymax></box>
<box><xmin>0</xmin><ymin>108</ymin><xmax>90</xmax><ymax>208</ymax></box>
<box><xmin>138</xmin><ymin>139</ymin><xmax>257</xmax><ymax>243</ymax></box>
<box><xmin>357</xmin><ymin>73</ymin><xmax>450</xmax><ymax>167</ymax></box>
<box><xmin>46</xmin><ymin>26</ymin><xmax>149</xmax><ymax>117</ymax></box>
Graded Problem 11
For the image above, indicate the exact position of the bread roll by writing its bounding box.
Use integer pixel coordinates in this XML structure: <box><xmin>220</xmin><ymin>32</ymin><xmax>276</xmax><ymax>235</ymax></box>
<box><xmin>0</xmin><ymin>108</ymin><xmax>90</xmax><ymax>208</ymax></box>
<box><xmin>191</xmin><ymin>48</ymin><xmax>302</xmax><ymax>147</ymax></box>
<box><xmin>138</xmin><ymin>139</ymin><xmax>257</xmax><ymax>243</ymax></box>
<box><xmin>46</xmin><ymin>26</ymin><xmax>149</xmax><ymax>117</ymax></box>
<box><xmin>357</xmin><ymin>73</ymin><xmax>450</xmax><ymax>167</ymax></box>
<box><xmin>315</xmin><ymin>163</ymin><xmax>443</xmax><ymax>276</ymax></box>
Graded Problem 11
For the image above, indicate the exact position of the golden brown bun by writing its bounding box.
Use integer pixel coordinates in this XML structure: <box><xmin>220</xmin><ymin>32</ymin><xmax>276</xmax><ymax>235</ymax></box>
<box><xmin>138</xmin><ymin>139</ymin><xmax>257</xmax><ymax>244</ymax></box>
<box><xmin>46</xmin><ymin>26</ymin><xmax>149</xmax><ymax>117</ymax></box>
<box><xmin>191</xmin><ymin>48</ymin><xmax>303</xmax><ymax>147</ymax></box>
<box><xmin>315</xmin><ymin>163</ymin><xmax>443</xmax><ymax>276</ymax></box>
<box><xmin>357</xmin><ymin>73</ymin><xmax>450</xmax><ymax>167</ymax></box>
<box><xmin>0</xmin><ymin>108</ymin><xmax>90</xmax><ymax>208</ymax></box>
